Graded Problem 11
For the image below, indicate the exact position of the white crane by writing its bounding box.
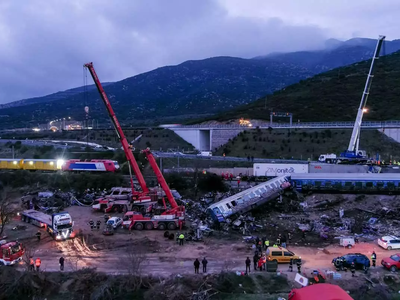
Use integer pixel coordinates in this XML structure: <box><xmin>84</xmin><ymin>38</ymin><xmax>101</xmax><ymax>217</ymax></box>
<box><xmin>341</xmin><ymin>35</ymin><xmax>386</xmax><ymax>162</ymax></box>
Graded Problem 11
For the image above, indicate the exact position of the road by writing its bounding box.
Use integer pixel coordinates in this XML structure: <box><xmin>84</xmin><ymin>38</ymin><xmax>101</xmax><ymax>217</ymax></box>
<box><xmin>21</xmin><ymin>234</ymin><xmax>391</xmax><ymax>278</ymax></box>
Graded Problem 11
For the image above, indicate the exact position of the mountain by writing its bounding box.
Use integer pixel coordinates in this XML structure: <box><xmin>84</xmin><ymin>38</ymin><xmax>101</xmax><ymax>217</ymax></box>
<box><xmin>0</xmin><ymin>83</ymin><xmax>112</xmax><ymax>110</ymax></box>
<box><xmin>208</xmin><ymin>50</ymin><xmax>400</xmax><ymax>123</ymax></box>
<box><xmin>1</xmin><ymin>38</ymin><xmax>400</xmax><ymax>128</ymax></box>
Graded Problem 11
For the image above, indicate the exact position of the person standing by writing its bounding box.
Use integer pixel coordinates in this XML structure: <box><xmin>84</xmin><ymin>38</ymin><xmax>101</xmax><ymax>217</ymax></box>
<box><xmin>89</xmin><ymin>219</ymin><xmax>94</xmax><ymax>230</ymax></box>
<box><xmin>245</xmin><ymin>257</ymin><xmax>251</xmax><ymax>274</ymax></box>
<box><xmin>59</xmin><ymin>256</ymin><xmax>65</xmax><ymax>271</ymax></box>
<box><xmin>253</xmin><ymin>254</ymin><xmax>258</xmax><ymax>271</ymax></box>
<box><xmin>36</xmin><ymin>230</ymin><xmax>41</xmax><ymax>241</ymax></box>
<box><xmin>29</xmin><ymin>257</ymin><xmax>35</xmax><ymax>271</ymax></box>
<box><xmin>264</xmin><ymin>239</ymin><xmax>269</xmax><ymax>251</ymax></box>
<box><xmin>202</xmin><ymin>257</ymin><xmax>208</xmax><ymax>273</ymax></box>
<box><xmin>96</xmin><ymin>220</ymin><xmax>101</xmax><ymax>230</ymax></box>
<box><xmin>350</xmin><ymin>262</ymin><xmax>355</xmax><ymax>277</ymax></box>
<box><xmin>371</xmin><ymin>251</ymin><xmax>376</xmax><ymax>267</ymax></box>
<box><xmin>281</xmin><ymin>235</ymin><xmax>287</xmax><ymax>248</ymax></box>
<box><xmin>297</xmin><ymin>259</ymin><xmax>302</xmax><ymax>273</ymax></box>
<box><xmin>179</xmin><ymin>233</ymin><xmax>185</xmax><ymax>246</ymax></box>
<box><xmin>35</xmin><ymin>257</ymin><xmax>41</xmax><ymax>272</ymax></box>
<box><xmin>289</xmin><ymin>258</ymin><xmax>293</xmax><ymax>272</ymax></box>
<box><xmin>194</xmin><ymin>259</ymin><xmax>200</xmax><ymax>274</ymax></box>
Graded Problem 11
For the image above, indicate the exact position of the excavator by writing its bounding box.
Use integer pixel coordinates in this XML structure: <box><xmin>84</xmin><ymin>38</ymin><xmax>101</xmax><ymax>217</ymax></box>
<box><xmin>84</xmin><ymin>62</ymin><xmax>185</xmax><ymax>230</ymax></box>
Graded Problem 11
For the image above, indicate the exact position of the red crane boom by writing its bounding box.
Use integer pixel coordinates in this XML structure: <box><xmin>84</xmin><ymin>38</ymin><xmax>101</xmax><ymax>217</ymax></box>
<box><xmin>84</xmin><ymin>62</ymin><xmax>149</xmax><ymax>198</ymax></box>
<box><xmin>142</xmin><ymin>148</ymin><xmax>177</xmax><ymax>209</ymax></box>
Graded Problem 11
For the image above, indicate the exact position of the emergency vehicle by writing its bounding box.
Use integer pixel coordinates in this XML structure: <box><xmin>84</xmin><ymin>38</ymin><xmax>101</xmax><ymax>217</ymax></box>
<box><xmin>0</xmin><ymin>240</ymin><xmax>25</xmax><ymax>265</ymax></box>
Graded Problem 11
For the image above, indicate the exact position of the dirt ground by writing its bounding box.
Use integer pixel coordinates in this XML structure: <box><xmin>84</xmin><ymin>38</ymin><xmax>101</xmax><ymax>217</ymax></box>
<box><xmin>3</xmin><ymin>192</ymin><xmax>400</xmax><ymax>299</ymax></box>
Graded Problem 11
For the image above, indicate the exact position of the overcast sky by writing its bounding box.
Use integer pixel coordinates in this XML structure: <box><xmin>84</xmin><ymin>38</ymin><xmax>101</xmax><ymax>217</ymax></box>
<box><xmin>0</xmin><ymin>0</ymin><xmax>398</xmax><ymax>103</ymax></box>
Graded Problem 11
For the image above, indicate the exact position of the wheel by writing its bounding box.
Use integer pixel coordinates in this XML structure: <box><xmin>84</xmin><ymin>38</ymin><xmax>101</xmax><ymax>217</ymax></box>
<box><xmin>388</xmin><ymin>246</ymin><xmax>392</xmax><ymax>250</ymax></box>
<box><xmin>145</xmin><ymin>222</ymin><xmax>154</xmax><ymax>230</ymax></box>
<box><xmin>158</xmin><ymin>223</ymin><xmax>166</xmax><ymax>230</ymax></box>
<box><xmin>134</xmin><ymin>223</ymin><xmax>144</xmax><ymax>231</ymax></box>
<box><xmin>140</xmin><ymin>207</ymin><xmax>146</xmax><ymax>214</ymax></box>
<box><xmin>390</xmin><ymin>266</ymin><xmax>398</xmax><ymax>272</ymax></box>
<box><xmin>132</xmin><ymin>206</ymin><xmax>139</xmax><ymax>212</ymax></box>
<box><xmin>167</xmin><ymin>222</ymin><xmax>177</xmax><ymax>230</ymax></box>
<box><xmin>347</xmin><ymin>245</ymin><xmax>352</xmax><ymax>249</ymax></box>
<box><xmin>272</xmin><ymin>259</ymin><xmax>278</xmax><ymax>263</ymax></box>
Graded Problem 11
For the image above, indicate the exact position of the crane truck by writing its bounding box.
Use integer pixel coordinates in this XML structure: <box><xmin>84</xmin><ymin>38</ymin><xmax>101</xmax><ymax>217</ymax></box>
<box><xmin>84</xmin><ymin>62</ymin><xmax>156</xmax><ymax>209</ymax></box>
<box><xmin>21</xmin><ymin>210</ymin><xmax>75</xmax><ymax>240</ymax></box>
<box><xmin>84</xmin><ymin>62</ymin><xmax>185</xmax><ymax>230</ymax></box>
<box><xmin>319</xmin><ymin>35</ymin><xmax>386</xmax><ymax>164</ymax></box>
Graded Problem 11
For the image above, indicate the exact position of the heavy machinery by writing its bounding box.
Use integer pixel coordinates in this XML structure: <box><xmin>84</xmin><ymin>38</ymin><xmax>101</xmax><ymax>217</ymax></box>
<box><xmin>319</xmin><ymin>35</ymin><xmax>386</xmax><ymax>164</ymax></box>
<box><xmin>84</xmin><ymin>62</ymin><xmax>153</xmax><ymax>204</ymax></box>
<box><xmin>21</xmin><ymin>210</ymin><xmax>75</xmax><ymax>240</ymax></box>
<box><xmin>84</xmin><ymin>62</ymin><xmax>185</xmax><ymax>230</ymax></box>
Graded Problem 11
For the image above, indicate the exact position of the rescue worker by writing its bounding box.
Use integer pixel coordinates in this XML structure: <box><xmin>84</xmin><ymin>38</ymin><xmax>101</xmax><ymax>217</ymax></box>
<box><xmin>281</xmin><ymin>235</ymin><xmax>287</xmax><ymax>248</ymax></box>
<box><xmin>59</xmin><ymin>256</ymin><xmax>65</xmax><ymax>271</ymax></box>
<box><xmin>276</xmin><ymin>234</ymin><xmax>281</xmax><ymax>246</ymax></box>
<box><xmin>257</xmin><ymin>241</ymin><xmax>262</xmax><ymax>253</ymax></box>
<box><xmin>264</xmin><ymin>239</ymin><xmax>269</xmax><ymax>251</ymax></box>
<box><xmin>255</xmin><ymin>237</ymin><xmax>260</xmax><ymax>246</ymax></box>
<box><xmin>371</xmin><ymin>251</ymin><xmax>376</xmax><ymax>267</ymax></box>
<box><xmin>253</xmin><ymin>254</ymin><xmax>258</xmax><ymax>271</ymax></box>
<box><xmin>29</xmin><ymin>256</ymin><xmax>35</xmax><ymax>271</ymax></box>
<box><xmin>288</xmin><ymin>232</ymin><xmax>292</xmax><ymax>244</ymax></box>
<box><xmin>261</xmin><ymin>237</ymin><xmax>265</xmax><ymax>249</ymax></box>
<box><xmin>96</xmin><ymin>220</ymin><xmax>101</xmax><ymax>230</ymax></box>
<box><xmin>297</xmin><ymin>258</ymin><xmax>302</xmax><ymax>273</ymax></box>
<box><xmin>245</xmin><ymin>257</ymin><xmax>251</xmax><ymax>274</ymax></box>
<box><xmin>104</xmin><ymin>214</ymin><xmax>110</xmax><ymax>223</ymax></box>
<box><xmin>179</xmin><ymin>233</ymin><xmax>185</xmax><ymax>246</ymax></box>
<box><xmin>89</xmin><ymin>219</ymin><xmax>94</xmax><ymax>230</ymax></box>
<box><xmin>350</xmin><ymin>262</ymin><xmax>355</xmax><ymax>277</ymax></box>
<box><xmin>302</xmin><ymin>230</ymin><xmax>306</xmax><ymax>241</ymax></box>
<box><xmin>289</xmin><ymin>258</ymin><xmax>293</xmax><ymax>272</ymax></box>
<box><xmin>194</xmin><ymin>259</ymin><xmax>200</xmax><ymax>274</ymax></box>
<box><xmin>35</xmin><ymin>257</ymin><xmax>41</xmax><ymax>272</ymax></box>
<box><xmin>202</xmin><ymin>257</ymin><xmax>208</xmax><ymax>273</ymax></box>
<box><xmin>261</xmin><ymin>254</ymin><xmax>267</xmax><ymax>270</ymax></box>
<box><xmin>258</xmin><ymin>256</ymin><xmax>264</xmax><ymax>271</ymax></box>
<box><xmin>36</xmin><ymin>230</ymin><xmax>41</xmax><ymax>241</ymax></box>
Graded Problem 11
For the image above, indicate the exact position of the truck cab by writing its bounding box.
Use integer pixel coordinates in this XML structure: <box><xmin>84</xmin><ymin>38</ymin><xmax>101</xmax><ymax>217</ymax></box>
<box><xmin>0</xmin><ymin>241</ymin><xmax>25</xmax><ymax>266</ymax></box>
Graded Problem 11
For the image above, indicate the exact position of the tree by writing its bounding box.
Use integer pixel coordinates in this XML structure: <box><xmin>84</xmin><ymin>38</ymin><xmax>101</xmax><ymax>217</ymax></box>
<box><xmin>0</xmin><ymin>188</ymin><xmax>16</xmax><ymax>236</ymax></box>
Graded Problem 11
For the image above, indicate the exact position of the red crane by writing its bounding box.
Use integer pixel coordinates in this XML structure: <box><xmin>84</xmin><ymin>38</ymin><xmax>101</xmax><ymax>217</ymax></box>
<box><xmin>84</xmin><ymin>62</ymin><xmax>150</xmax><ymax>202</ymax></box>
<box><xmin>142</xmin><ymin>148</ymin><xmax>185</xmax><ymax>218</ymax></box>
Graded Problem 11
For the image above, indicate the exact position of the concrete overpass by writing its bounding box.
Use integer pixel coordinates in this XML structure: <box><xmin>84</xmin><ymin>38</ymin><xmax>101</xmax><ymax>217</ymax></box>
<box><xmin>169</xmin><ymin>120</ymin><xmax>400</xmax><ymax>151</ymax></box>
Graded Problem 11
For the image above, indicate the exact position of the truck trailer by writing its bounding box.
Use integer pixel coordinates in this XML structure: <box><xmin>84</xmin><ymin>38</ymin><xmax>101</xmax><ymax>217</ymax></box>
<box><xmin>21</xmin><ymin>210</ymin><xmax>75</xmax><ymax>240</ymax></box>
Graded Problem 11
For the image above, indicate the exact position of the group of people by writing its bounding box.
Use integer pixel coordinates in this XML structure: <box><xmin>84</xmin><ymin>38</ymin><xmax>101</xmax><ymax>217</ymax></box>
<box><xmin>194</xmin><ymin>257</ymin><xmax>208</xmax><ymax>273</ymax></box>
<box><xmin>88</xmin><ymin>219</ymin><xmax>103</xmax><ymax>230</ymax></box>
<box><xmin>29</xmin><ymin>256</ymin><xmax>65</xmax><ymax>271</ymax></box>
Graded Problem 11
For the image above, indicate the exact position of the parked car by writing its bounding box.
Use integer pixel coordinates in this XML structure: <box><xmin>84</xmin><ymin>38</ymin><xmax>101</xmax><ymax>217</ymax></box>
<box><xmin>378</xmin><ymin>236</ymin><xmax>400</xmax><ymax>250</ymax></box>
<box><xmin>106</xmin><ymin>217</ymin><xmax>123</xmax><ymax>229</ymax></box>
<box><xmin>381</xmin><ymin>253</ymin><xmax>400</xmax><ymax>272</ymax></box>
<box><xmin>332</xmin><ymin>253</ymin><xmax>370</xmax><ymax>270</ymax></box>
<box><xmin>267</xmin><ymin>247</ymin><xmax>301</xmax><ymax>263</ymax></box>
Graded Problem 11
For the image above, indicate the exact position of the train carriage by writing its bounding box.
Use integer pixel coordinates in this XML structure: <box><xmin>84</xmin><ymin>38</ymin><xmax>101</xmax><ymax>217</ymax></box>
<box><xmin>21</xmin><ymin>159</ymin><xmax>59</xmax><ymax>171</ymax></box>
<box><xmin>0</xmin><ymin>159</ymin><xmax>23</xmax><ymax>170</ymax></box>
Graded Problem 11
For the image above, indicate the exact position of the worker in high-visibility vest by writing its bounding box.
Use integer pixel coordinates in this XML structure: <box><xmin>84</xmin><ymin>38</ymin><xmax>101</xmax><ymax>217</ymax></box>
<box><xmin>35</xmin><ymin>257</ymin><xmax>41</xmax><ymax>272</ymax></box>
<box><xmin>179</xmin><ymin>233</ymin><xmax>185</xmax><ymax>246</ymax></box>
<box><xmin>264</xmin><ymin>240</ymin><xmax>269</xmax><ymax>251</ymax></box>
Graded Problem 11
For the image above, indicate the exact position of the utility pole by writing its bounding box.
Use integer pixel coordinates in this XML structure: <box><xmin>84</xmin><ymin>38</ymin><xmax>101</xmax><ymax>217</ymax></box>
<box><xmin>85</xmin><ymin>106</ymin><xmax>89</xmax><ymax>147</ymax></box>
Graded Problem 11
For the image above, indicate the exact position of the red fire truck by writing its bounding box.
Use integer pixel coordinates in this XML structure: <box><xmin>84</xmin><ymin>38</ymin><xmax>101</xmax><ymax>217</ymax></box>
<box><xmin>0</xmin><ymin>240</ymin><xmax>25</xmax><ymax>266</ymax></box>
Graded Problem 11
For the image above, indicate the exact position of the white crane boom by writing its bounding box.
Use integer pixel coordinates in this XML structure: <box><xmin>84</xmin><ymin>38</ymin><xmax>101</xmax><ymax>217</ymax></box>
<box><xmin>347</xmin><ymin>35</ymin><xmax>385</xmax><ymax>153</ymax></box>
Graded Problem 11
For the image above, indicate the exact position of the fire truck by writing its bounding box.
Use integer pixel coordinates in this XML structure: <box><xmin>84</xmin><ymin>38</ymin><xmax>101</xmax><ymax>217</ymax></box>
<box><xmin>0</xmin><ymin>240</ymin><xmax>25</xmax><ymax>266</ymax></box>
<box><xmin>84</xmin><ymin>62</ymin><xmax>185</xmax><ymax>230</ymax></box>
